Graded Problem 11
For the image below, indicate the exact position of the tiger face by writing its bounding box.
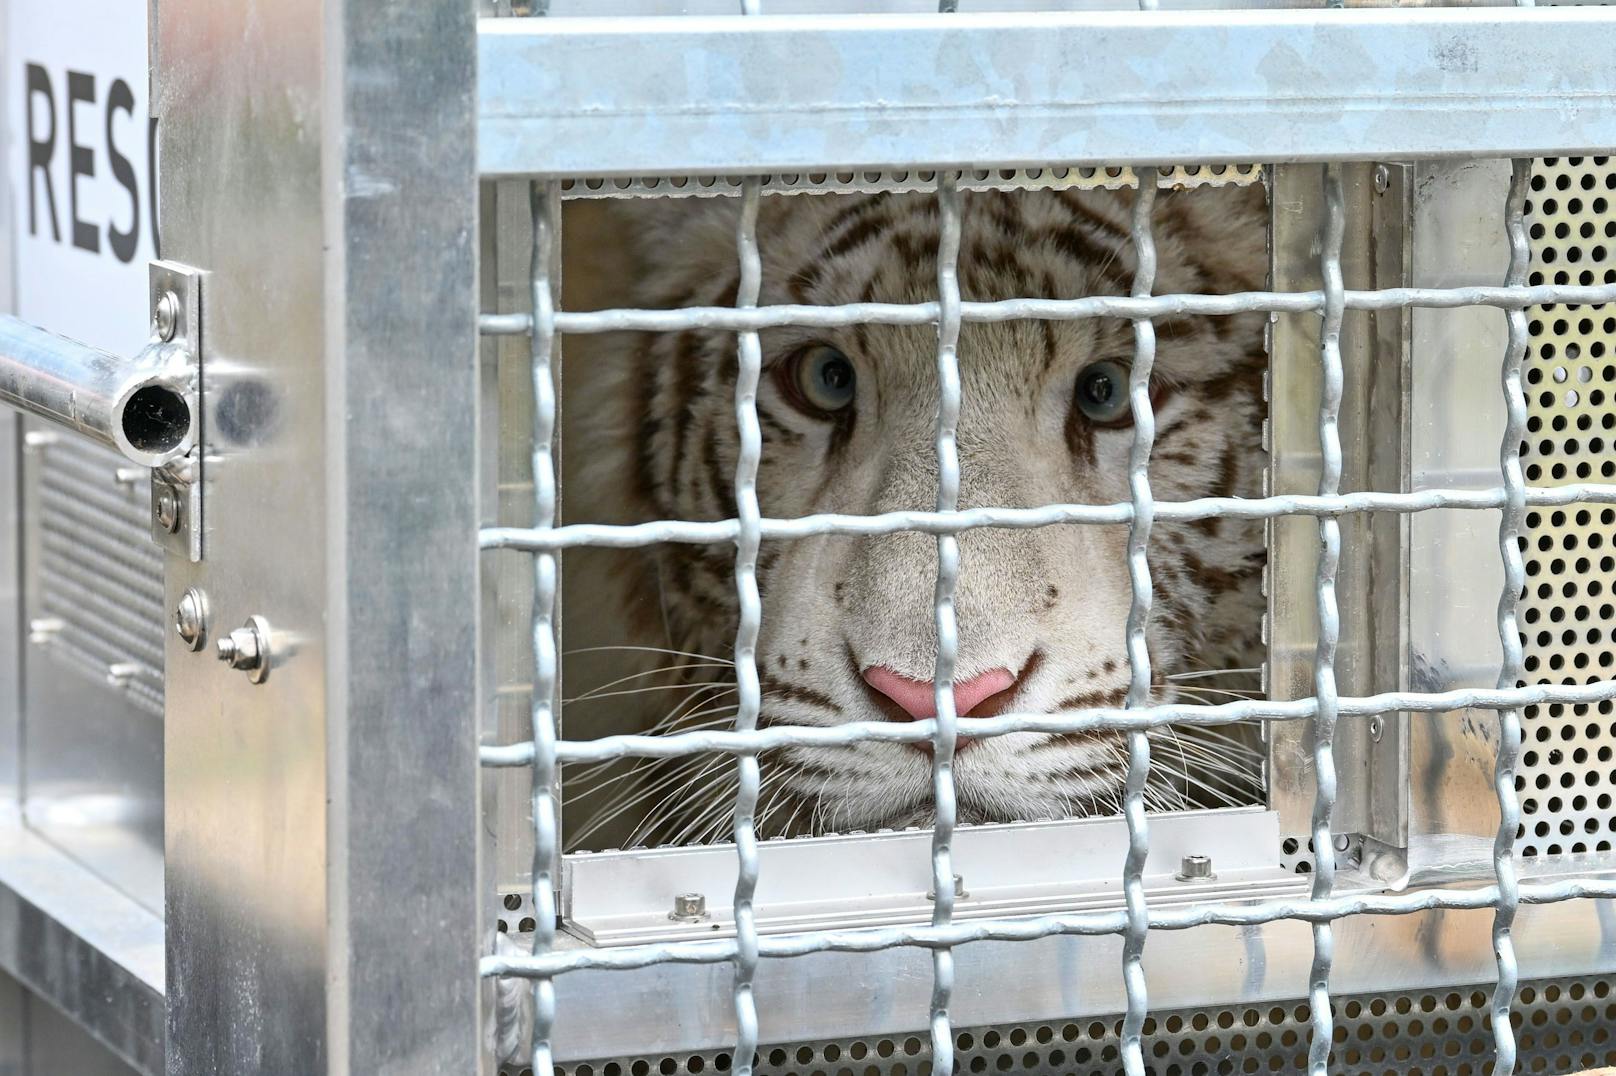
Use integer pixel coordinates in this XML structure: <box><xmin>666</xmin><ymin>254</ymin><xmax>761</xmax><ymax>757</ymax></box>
<box><xmin>561</xmin><ymin>183</ymin><xmax>1268</xmax><ymax>847</ymax></box>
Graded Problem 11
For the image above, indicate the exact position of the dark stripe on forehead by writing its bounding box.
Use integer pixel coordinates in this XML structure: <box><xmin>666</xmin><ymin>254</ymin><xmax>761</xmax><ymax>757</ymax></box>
<box><xmin>1037</xmin><ymin>225</ymin><xmax>1132</xmax><ymax>296</ymax></box>
<box><xmin>822</xmin><ymin>193</ymin><xmax>888</xmax><ymax>238</ymax></box>
<box><xmin>1054</xmin><ymin>188</ymin><xmax>1131</xmax><ymax>243</ymax></box>
<box><xmin>818</xmin><ymin>212</ymin><xmax>893</xmax><ymax>266</ymax></box>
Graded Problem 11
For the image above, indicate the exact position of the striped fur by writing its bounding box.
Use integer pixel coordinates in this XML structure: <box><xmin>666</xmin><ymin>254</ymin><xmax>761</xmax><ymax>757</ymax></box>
<box><xmin>560</xmin><ymin>185</ymin><xmax>1268</xmax><ymax>848</ymax></box>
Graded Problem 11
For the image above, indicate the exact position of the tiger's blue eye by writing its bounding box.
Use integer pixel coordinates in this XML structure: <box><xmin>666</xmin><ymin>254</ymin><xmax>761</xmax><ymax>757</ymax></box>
<box><xmin>792</xmin><ymin>345</ymin><xmax>857</xmax><ymax>414</ymax></box>
<box><xmin>1074</xmin><ymin>360</ymin><xmax>1133</xmax><ymax>427</ymax></box>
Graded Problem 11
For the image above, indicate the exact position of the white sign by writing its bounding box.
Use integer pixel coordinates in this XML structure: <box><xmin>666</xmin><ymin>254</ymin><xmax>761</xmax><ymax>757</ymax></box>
<box><xmin>7</xmin><ymin>0</ymin><xmax>153</xmax><ymax>355</ymax></box>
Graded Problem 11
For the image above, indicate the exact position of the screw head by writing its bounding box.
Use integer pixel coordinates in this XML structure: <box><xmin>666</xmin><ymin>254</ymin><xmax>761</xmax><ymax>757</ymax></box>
<box><xmin>154</xmin><ymin>291</ymin><xmax>180</xmax><ymax>342</ymax></box>
<box><xmin>1176</xmin><ymin>854</ymin><xmax>1216</xmax><ymax>883</ymax></box>
<box><xmin>1368</xmin><ymin>714</ymin><xmax>1384</xmax><ymax>742</ymax></box>
<box><xmin>155</xmin><ymin>485</ymin><xmax>182</xmax><ymax>533</ymax></box>
<box><xmin>669</xmin><ymin>892</ymin><xmax>708</xmax><ymax>922</ymax></box>
<box><xmin>1373</xmin><ymin>164</ymin><xmax>1391</xmax><ymax>194</ymax></box>
<box><xmin>175</xmin><ymin>588</ymin><xmax>209</xmax><ymax>651</ymax></box>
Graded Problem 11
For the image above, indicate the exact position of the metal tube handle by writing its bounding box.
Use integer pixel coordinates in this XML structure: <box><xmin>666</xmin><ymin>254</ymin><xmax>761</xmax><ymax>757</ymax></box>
<box><xmin>0</xmin><ymin>313</ymin><xmax>196</xmax><ymax>468</ymax></box>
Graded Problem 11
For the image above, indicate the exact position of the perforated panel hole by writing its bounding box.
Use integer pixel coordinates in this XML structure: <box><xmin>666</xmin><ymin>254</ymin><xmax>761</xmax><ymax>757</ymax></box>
<box><xmin>549</xmin><ymin>975</ymin><xmax>1616</xmax><ymax>1076</ymax></box>
<box><xmin>1519</xmin><ymin>155</ymin><xmax>1616</xmax><ymax>859</ymax></box>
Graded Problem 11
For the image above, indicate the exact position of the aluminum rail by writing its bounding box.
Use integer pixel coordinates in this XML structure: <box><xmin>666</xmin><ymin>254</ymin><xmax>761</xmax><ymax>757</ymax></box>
<box><xmin>0</xmin><ymin>315</ymin><xmax>193</xmax><ymax>468</ymax></box>
<box><xmin>0</xmin><ymin>819</ymin><xmax>165</xmax><ymax>1075</ymax></box>
<box><xmin>479</xmin><ymin>8</ymin><xmax>1616</xmax><ymax>178</ymax></box>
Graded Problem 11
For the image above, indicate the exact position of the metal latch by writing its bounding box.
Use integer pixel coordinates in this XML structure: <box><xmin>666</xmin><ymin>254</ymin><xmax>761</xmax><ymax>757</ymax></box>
<box><xmin>147</xmin><ymin>261</ymin><xmax>205</xmax><ymax>561</ymax></box>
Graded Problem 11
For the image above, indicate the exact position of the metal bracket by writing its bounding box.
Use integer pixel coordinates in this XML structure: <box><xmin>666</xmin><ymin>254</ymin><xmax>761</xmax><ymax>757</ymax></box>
<box><xmin>148</xmin><ymin>261</ymin><xmax>204</xmax><ymax>561</ymax></box>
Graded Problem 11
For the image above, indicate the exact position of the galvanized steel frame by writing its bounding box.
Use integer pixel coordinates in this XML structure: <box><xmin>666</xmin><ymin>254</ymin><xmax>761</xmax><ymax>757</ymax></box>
<box><xmin>477</xmin><ymin>12</ymin><xmax>1616</xmax><ymax>1071</ymax></box>
<box><xmin>476</xmin><ymin>9</ymin><xmax>1616</xmax><ymax>179</ymax></box>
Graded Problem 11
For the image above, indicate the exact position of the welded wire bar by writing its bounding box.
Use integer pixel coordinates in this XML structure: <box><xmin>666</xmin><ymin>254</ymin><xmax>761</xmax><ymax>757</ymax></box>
<box><xmin>1119</xmin><ymin>168</ymin><xmax>1157</xmax><ymax>1076</ymax></box>
<box><xmin>482</xmin><ymin>876</ymin><xmax>1616</xmax><ymax>979</ymax></box>
<box><xmin>1490</xmin><ymin>158</ymin><xmax>1533</xmax><ymax>1076</ymax></box>
<box><xmin>1305</xmin><ymin>164</ymin><xmax>1346</xmax><ymax>1076</ymax></box>
<box><xmin>524</xmin><ymin>179</ymin><xmax>561</xmax><ymax>1071</ymax></box>
<box><xmin>476</xmin><ymin>282</ymin><xmax>1616</xmax><ymax>337</ymax></box>
<box><xmin>729</xmin><ymin>179</ymin><xmax>764</xmax><ymax>1076</ymax></box>
<box><xmin>927</xmin><ymin>173</ymin><xmax>964</xmax><ymax>1076</ymax></box>
<box><xmin>479</xmin><ymin>482</ymin><xmax>1616</xmax><ymax>551</ymax></box>
<box><xmin>479</xmin><ymin>678</ymin><xmax>1616</xmax><ymax>767</ymax></box>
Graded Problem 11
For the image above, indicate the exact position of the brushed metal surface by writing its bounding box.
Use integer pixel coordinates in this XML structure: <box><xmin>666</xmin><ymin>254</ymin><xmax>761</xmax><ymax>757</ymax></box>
<box><xmin>154</xmin><ymin>0</ymin><xmax>481</xmax><ymax>1068</ymax></box>
<box><xmin>21</xmin><ymin>428</ymin><xmax>164</xmax><ymax>913</ymax></box>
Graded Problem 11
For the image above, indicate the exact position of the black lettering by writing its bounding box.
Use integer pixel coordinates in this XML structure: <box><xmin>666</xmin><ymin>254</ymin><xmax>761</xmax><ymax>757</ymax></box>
<box><xmin>66</xmin><ymin>70</ymin><xmax>98</xmax><ymax>254</ymax></box>
<box><xmin>148</xmin><ymin>116</ymin><xmax>160</xmax><ymax>258</ymax></box>
<box><xmin>106</xmin><ymin>78</ymin><xmax>138</xmax><ymax>262</ymax></box>
<box><xmin>25</xmin><ymin>63</ymin><xmax>59</xmax><ymax>241</ymax></box>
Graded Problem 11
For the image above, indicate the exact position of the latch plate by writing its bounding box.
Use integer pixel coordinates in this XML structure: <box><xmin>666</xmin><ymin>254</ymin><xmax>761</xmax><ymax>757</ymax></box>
<box><xmin>148</xmin><ymin>260</ymin><xmax>204</xmax><ymax>561</ymax></box>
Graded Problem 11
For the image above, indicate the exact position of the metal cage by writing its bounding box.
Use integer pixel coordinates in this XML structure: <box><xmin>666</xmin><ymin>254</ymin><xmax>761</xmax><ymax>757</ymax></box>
<box><xmin>3</xmin><ymin>3</ymin><xmax>1616</xmax><ymax>1076</ymax></box>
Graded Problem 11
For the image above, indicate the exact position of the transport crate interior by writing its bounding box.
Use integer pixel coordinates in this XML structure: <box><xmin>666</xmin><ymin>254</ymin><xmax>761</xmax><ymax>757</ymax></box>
<box><xmin>5</xmin><ymin>2</ymin><xmax>1616</xmax><ymax>1075</ymax></box>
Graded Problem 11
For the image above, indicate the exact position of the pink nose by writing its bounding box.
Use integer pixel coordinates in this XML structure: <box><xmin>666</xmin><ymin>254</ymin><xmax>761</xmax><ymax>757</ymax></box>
<box><xmin>861</xmin><ymin>665</ymin><xmax>1017</xmax><ymax>721</ymax></box>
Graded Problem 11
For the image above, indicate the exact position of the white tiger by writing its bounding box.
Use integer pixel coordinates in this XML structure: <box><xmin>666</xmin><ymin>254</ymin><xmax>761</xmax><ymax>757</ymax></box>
<box><xmin>557</xmin><ymin>182</ymin><xmax>1268</xmax><ymax>849</ymax></box>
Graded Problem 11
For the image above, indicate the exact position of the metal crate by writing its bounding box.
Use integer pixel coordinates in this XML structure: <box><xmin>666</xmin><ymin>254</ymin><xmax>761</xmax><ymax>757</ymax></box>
<box><xmin>3</xmin><ymin>4</ymin><xmax>1616</xmax><ymax>1076</ymax></box>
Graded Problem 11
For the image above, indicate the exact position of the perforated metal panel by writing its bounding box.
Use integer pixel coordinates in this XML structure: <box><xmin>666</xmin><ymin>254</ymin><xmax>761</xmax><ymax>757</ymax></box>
<box><xmin>555</xmin><ymin>165</ymin><xmax>1262</xmax><ymax>200</ymax></box>
<box><xmin>539</xmin><ymin>974</ymin><xmax>1616</xmax><ymax>1076</ymax></box>
<box><xmin>1518</xmin><ymin>155</ymin><xmax>1616</xmax><ymax>859</ymax></box>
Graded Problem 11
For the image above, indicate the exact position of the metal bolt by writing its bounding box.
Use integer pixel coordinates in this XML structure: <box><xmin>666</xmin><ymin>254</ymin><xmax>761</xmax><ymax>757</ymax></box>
<box><xmin>669</xmin><ymin>892</ymin><xmax>708</xmax><ymax>922</ymax></box>
<box><xmin>217</xmin><ymin>616</ymin><xmax>272</xmax><ymax>683</ymax></box>
<box><xmin>175</xmin><ymin>587</ymin><xmax>209</xmax><ymax>651</ymax></box>
<box><xmin>1368</xmin><ymin>714</ymin><xmax>1384</xmax><ymax>742</ymax></box>
<box><xmin>28</xmin><ymin>617</ymin><xmax>66</xmax><ymax>645</ymax></box>
<box><xmin>926</xmin><ymin>874</ymin><xmax>968</xmax><ymax>900</ymax></box>
<box><xmin>1175</xmin><ymin>854</ymin><xmax>1217</xmax><ymax>883</ymax></box>
<box><xmin>1333</xmin><ymin>833</ymin><xmax>1353</xmax><ymax>853</ymax></box>
<box><xmin>1373</xmin><ymin>164</ymin><xmax>1391</xmax><ymax>194</ymax></box>
<box><xmin>154</xmin><ymin>291</ymin><xmax>180</xmax><ymax>342</ymax></box>
<box><xmin>155</xmin><ymin>485</ymin><xmax>182</xmax><ymax>533</ymax></box>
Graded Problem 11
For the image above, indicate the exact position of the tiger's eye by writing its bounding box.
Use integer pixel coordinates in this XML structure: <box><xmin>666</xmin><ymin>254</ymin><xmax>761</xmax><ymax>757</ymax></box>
<box><xmin>792</xmin><ymin>345</ymin><xmax>857</xmax><ymax>414</ymax></box>
<box><xmin>1074</xmin><ymin>360</ymin><xmax>1133</xmax><ymax>426</ymax></box>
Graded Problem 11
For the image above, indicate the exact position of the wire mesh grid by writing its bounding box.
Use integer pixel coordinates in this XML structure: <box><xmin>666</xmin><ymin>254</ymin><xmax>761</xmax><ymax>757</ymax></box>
<box><xmin>541</xmin><ymin>973</ymin><xmax>1616</xmax><ymax>1076</ymax></box>
<box><xmin>478</xmin><ymin>162</ymin><xmax>1616</xmax><ymax>1075</ymax></box>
